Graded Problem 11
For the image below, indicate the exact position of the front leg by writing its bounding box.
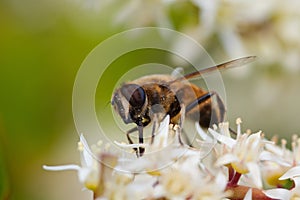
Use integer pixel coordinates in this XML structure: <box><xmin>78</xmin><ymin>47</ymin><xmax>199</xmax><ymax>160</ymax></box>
<box><xmin>126</xmin><ymin>126</ymin><xmax>144</xmax><ymax>157</ymax></box>
<box><xmin>126</xmin><ymin>126</ymin><xmax>138</xmax><ymax>145</ymax></box>
<box><xmin>137</xmin><ymin>125</ymin><xmax>145</xmax><ymax>156</ymax></box>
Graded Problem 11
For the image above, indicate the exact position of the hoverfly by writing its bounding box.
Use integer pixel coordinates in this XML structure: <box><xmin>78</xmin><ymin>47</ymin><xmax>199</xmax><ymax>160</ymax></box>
<box><xmin>111</xmin><ymin>56</ymin><xmax>256</xmax><ymax>156</ymax></box>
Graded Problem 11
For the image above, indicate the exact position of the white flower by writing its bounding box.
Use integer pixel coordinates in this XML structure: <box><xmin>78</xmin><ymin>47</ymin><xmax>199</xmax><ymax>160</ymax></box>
<box><xmin>46</xmin><ymin>117</ymin><xmax>289</xmax><ymax>199</ymax></box>
<box><xmin>113</xmin><ymin>0</ymin><xmax>174</xmax><ymax>28</ymax></box>
<box><xmin>265</xmin><ymin>135</ymin><xmax>300</xmax><ymax>167</ymax></box>
<box><xmin>264</xmin><ymin>167</ymin><xmax>300</xmax><ymax>199</ymax></box>
<box><xmin>153</xmin><ymin>155</ymin><xmax>229</xmax><ymax>200</ymax></box>
<box><xmin>261</xmin><ymin>135</ymin><xmax>300</xmax><ymax>189</ymax></box>
<box><xmin>43</xmin><ymin>134</ymin><xmax>101</xmax><ymax>191</ymax></box>
<box><xmin>210</xmin><ymin>119</ymin><xmax>265</xmax><ymax>188</ymax></box>
<box><xmin>71</xmin><ymin>0</ymin><xmax>300</xmax><ymax>73</ymax></box>
<box><xmin>157</xmin><ymin>169</ymin><xmax>229</xmax><ymax>200</ymax></box>
<box><xmin>115</xmin><ymin>115</ymin><xmax>199</xmax><ymax>174</ymax></box>
<box><xmin>114</xmin><ymin>115</ymin><xmax>230</xmax><ymax>199</ymax></box>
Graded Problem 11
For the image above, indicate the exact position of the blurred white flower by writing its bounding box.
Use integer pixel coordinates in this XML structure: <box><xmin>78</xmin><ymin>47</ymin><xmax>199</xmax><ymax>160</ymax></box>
<box><xmin>209</xmin><ymin>0</ymin><xmax>300</xmax><ymax>72</ymax></box>
<box><xmin>43</xmin><ymin>134</ymin><xmax>101</xmax><ymax>191</ymax></box>
<box><xmin>66</xmin><ymin>0</ymin><xmax>300</xmax><ymax>75</ymax></box>
<box><xmin>114</xmin><ymin>0</ymin><xmax>174</xmax><ymax>28</ymax></box>
<box><xmin>81</xmin><ymin>0</ymin><xmax>300</xmax><ymax>73</ymax></box>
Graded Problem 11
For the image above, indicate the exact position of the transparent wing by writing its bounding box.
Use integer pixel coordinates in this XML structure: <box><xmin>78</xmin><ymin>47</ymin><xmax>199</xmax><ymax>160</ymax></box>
<box><xmin>177</xmin><ymin>56</ymin><xmax>256</xmax><ymax>81</ymax></box>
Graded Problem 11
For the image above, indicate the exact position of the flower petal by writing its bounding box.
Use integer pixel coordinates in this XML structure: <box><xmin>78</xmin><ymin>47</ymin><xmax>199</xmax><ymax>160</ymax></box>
<box><xmin>195</xmin><ymin>122</ymin><xmax>213</xmax><ymax>142</ymax></box>
<box><xmin>265</xmin><ymin>142</ymin><xmax>284</xmax><ymax>156</ymax></box>
<box><xmin>215</xmin><ymin>172</ymin><xmax>228</xmax><ymax>190</ymax></box>
<box><xmin>243</xmin><ymin>189</ymin><xmax>252</xmax><ymax>200</ymax></box>
<box><xmin>293</xmin><ymin>176</ymin><xmax>300</xmax><ymax>188</ymax></box>
<box><xmin>259</xmin><ymin>151</ymin><xmax>291</xmax><ymax>167</ymax></box>
<box><xmin>208</xmin><ymin>128</ymin><xmax>236</xmax><ymax>148</ymax></box>
<box><xmin>280</xmin><ymin>166</ymin><xmax>300</xmax><ymax>180</ymax></box>
<box><xmin>246</xmin><ymin>162</ymin><xmax>262</xmax><ymax>188</ymax></box>
<box><xmin>43</xmin><ymin>164</ymin><xmax>80</xmax><ymax>171</ymax></box>
<box><xmin>152</xmin><ymin>115</ymin><xmax>170</xmax><ymax>148</ymax></box>
<box><xmin>79</xmin><ymin>134</ymin><xmax>94</xmax><ymax>167</ymax></box>
<box><xmin>264</xmin><ymin>188</ymin><xmax>291</xmax><ymax>199</ymax></box>
<box><xmin>114</xmin><ymin>141</ymin><xmax>148</xmax><ymax>149</ymax></box>
<box><xmin>215</xmin><ymin>154</ymin><xmax>239</xmax><ymax>166</ymax></box>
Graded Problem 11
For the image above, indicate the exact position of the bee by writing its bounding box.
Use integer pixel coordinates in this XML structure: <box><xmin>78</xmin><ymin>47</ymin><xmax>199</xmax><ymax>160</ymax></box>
<box><xmin>111</xmin><ymin>56</ymin><xmax>256</xmax><ymax>156</ymax></box>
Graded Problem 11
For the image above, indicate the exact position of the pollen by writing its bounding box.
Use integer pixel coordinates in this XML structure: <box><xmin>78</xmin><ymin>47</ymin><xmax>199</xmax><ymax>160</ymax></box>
<box><xmin>147</xmin><ymin>169</ymin><xmax>161</xmax><ymax>176</ymax></box>
<box><xmin>236</xmin><ymin>118</ymin><xmax>242</xmax><ymax>125</ymax></box>
<box><xmin>85</xmin><ymin>182</ymin><xmax>98</xmax><ymax>191</ymax></box>
<box><xmin>97</xmin><ymin>140</ymin><xmax>103</xmax><ymax>147</ymax></box>
<box><xmin>231</xmin><ymin>162</ymin><xmax>249</xmax><ymax>174</ymax></box>
<box><xmin>77</xmin><ymin>141</ymin><xmax>84</xmax><ymax>151</ymax></box>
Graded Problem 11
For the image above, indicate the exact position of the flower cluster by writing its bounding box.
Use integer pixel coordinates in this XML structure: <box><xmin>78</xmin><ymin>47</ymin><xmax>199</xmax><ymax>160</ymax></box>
<box><xmin>44</xmin><ymin>116</ymin><xmax>300</xmax><ymax>200</ymax></box>
<box><xmin>78</xmin><ymin>0</ymin><xmax>300</xmax><ymax>73</ymax></box>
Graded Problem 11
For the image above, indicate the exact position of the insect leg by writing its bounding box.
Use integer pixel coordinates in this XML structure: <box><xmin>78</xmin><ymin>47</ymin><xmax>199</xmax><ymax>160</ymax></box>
<box><xmin>126</xmin><ymin>126</ymin><xmax>145</xmax><ymax>157</ymax></box>
<box><xmin>125</xmin><ymin>127</ymin><xmax>140</xmax><ymax>155</ymax></box>
<box><xmin>185</xmin><ymin>92</ymin><xmax>242</xmax><ymax>139</ymax></box>
<box><xmin>177</xmin><ymin>104</ymin><xmax>185</xmax><ymax>145</ymax></box>
<box><xmin>137</xmin><ymin>125</ymin><xmax>145</xmax><ymax>156</ymax></box>
<box><xmin>215</xmin><ymin>93</ymin><xmax>226</xmax><ymax>122</ymax></box>
<box><xmin>182</xmin><ymin>129</ymin><xmax>193</xmax><ymax>147</ymax></box>
<box><xmin>150</xmin><ymin>114</ymin><xmax>159</xmax><ymax>144</ymax></box>
<box><xmin>186</xmin><ymin>91</ymin><xmax>226</xmax><ymax>129</ymax></box>
<box><xmin>126</xmin><ymin>126</ymin><xmax>138</xmax><ymax>144</ymax></box>
<box><xmin>229</xmin><ymin>127</ymin><xmax>237</xmax><ymax>136</ymax></box>
<box><xmin>185</xmin><ymin>91</ymin><xmax>217</xmax><ymax>113</ymax></box>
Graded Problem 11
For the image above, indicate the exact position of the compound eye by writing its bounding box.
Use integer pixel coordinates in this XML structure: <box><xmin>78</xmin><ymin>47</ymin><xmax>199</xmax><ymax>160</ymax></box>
<box><xmin>121</xmin><ymin>84</ymin><xmax>146</xmax><ymax>109</ymax></box>
<box><xmin>111</xmin><ymin>93</ymin><xmax>117</xmax><ymax>106</ymax></box>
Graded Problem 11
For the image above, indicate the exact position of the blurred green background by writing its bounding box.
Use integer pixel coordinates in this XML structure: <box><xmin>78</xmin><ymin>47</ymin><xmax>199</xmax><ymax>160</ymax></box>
<box><xmin>1</xmin><ymin>0</ymin><xmax>300</xmax><ymax>199</ymax></box>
